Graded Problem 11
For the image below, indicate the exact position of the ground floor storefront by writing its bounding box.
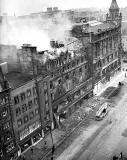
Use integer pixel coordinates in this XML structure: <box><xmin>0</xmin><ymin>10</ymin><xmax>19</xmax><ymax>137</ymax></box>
<box><xmin>18</xmin><ymin>128</ymin><xmax>44</xmax><ymax>156</ymax></box>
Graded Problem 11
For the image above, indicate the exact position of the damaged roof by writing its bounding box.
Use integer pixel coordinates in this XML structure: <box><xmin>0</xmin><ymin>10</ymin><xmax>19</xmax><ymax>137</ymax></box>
<box><xmin>82</xmin><ymin>20</ymin><xmax>116</xmax><ymax>34</ymax></box>
<box><xmin>6</xmin><ymin>71</ymin><xmax>34</xmax><ymax>89</ymax></box>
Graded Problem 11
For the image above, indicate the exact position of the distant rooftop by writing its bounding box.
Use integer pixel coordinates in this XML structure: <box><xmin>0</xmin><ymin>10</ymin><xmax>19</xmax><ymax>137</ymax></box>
<box><xmin>82</xmin><ymin>20</ymin><xmax>116</xmax><ymax>34</ymax></box>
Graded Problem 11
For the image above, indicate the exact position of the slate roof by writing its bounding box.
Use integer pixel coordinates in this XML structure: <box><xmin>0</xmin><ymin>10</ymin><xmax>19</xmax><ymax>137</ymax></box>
<box><xmin>6</xmin><ymin>71</ymin><xmax>34</xmax><ymax>89</ymax></box>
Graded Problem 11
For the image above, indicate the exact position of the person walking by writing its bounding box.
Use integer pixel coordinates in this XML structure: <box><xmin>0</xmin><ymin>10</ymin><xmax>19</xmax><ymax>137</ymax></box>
<box><xmin>120</xmin><ymin>152</ymin><xmax>123</xmax><ymax>159</ymax></box>
<box><xmin>30</xmin><ymin>147</ymin><xmax>34</xmax><ymax>154</ymax></box>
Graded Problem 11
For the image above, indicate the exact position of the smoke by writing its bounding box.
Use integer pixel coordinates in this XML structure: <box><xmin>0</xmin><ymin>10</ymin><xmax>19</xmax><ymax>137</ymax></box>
<box><xmin>0</xmin><ymin>12</ymin><xmax>72</xmax><ymax>52</ymax></box>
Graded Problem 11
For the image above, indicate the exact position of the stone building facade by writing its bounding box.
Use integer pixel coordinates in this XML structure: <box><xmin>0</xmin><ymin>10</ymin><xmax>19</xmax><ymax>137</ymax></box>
<box><xmin>5</xmin><ymin>71</ymin><xmax>52</xmax><ymax>155</ymax></box>
<box><xmin>44</xmin><ymin>43</ymin><xmax>93</xmax><ymax>127</ymax></box>
<box><xmin>0</xmin><ymin>68</ymin><xmax>18</xmax><ymax>160</ymax></box>
<box><xmin>72</xmin><ymin>0</ymin><xmax>122</xmax><ymax>95</ymax></box>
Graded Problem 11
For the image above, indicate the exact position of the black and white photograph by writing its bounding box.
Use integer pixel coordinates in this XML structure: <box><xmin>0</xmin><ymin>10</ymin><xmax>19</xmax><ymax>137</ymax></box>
<box><xmin>0</xmin><ymin>0</ymin><xmax>127</xmax><ymax>160</ymax></box>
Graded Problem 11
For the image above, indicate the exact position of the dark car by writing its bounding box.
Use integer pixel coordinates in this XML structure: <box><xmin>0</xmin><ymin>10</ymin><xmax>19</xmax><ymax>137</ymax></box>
<box><xmin>118</xmin><ymin>82</ymin><xmax>124</xmax><ymax>86</ymax></box>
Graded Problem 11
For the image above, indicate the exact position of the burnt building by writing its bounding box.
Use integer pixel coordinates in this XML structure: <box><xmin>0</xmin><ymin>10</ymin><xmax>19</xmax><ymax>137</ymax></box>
<box><xmin>72</xmin><ymin>0</ymin><xmax>122</xmax><ymax>94</ymax></box>
<box><xmin>0</xmin><ymin>67</ymin><xmax>18</xmax><ymax>160</ymax></box>
<box><xmin>43</xmin><ymin>39</ymin><xmax>93</xmax><ymax>127</ymax></box>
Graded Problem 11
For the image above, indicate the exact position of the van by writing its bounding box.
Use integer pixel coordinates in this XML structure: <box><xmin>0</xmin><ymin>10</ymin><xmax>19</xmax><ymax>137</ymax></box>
<box><xmin>95</xmin><ymin>102</ymin><xmax>108</xmax><ymax>121</ymax></box>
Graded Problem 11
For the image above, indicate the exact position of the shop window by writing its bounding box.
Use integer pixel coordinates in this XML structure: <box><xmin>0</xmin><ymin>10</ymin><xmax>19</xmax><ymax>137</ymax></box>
<box><xmin>28</xmin><ymin>100</ymin><xmax>33</xmax><ymax>109</ymax></box>
<box><xmin>16</xmin><ymin>107</ymin><xmax>21</xmax><ymax>117</ymax></box>
<box><xmin>21</xmin><ymin>93</ymin><xmax>26</xmax><ymax>101</ymax></box>
<box><xmin>35</xmin><ymin>108</ymin><xmax>39</xmax><ymax>115</ymax></box>
<box><xmin>17</xmin><ymin>119</ymin><xmax>22</xmax><ymax>127</ymax></box>
<box><xmin>27</xmin><ymin>89</ymin><xmax>31</xmax><ymax>97</ymax></box>
<box><xmin>34</xmin><ymin>98</ymin><xmax>38</xmax><ymax>105</ymax></box>
<box><xmin>33</xmin><ymin>87</ymin><xmax>37</xmax><ymax>95</ymax></box>
<box><xmin>14</xmin><ymin>96</ymin><xmax>19</xmax><ymax>105</ymax></box>
<box><xmin>22</xmin><ymin>104</ymin><xmax>27</xmax><ymax>113</ymax></box>
<box><xmin>24</xmin><ymin>115</ymin><xmax>29</xmax><ymax>123</ymax></box>
<box><xmin>29</xmin><ymin>111</ymin><xmax>34</xmax><ymax>119</ymax></box>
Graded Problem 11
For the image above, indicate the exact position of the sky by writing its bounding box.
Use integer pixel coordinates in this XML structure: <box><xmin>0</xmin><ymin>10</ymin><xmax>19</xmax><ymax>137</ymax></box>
<box><xmin>1</xmin><ymin>0</ymin><xmax>127</xmax><ymax>16</ymax></box>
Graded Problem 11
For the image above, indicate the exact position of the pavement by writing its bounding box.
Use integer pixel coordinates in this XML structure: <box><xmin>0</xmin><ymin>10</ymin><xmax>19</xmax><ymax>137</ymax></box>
<box><xmin>21</xmin><ymin>70</ymin><xmax>127</xmax><ymax>160</ymax></box>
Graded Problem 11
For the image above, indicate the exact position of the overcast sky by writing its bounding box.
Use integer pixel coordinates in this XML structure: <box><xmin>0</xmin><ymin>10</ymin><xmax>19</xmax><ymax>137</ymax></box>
<box><xmin>1</xmin><ymin>0</ymin><xmax>127</xmax><ymax>16</ymax></box>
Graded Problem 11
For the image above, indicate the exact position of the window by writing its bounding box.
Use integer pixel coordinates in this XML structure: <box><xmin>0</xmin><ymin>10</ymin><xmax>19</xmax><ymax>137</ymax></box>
<box><xmin>45</xmin><ymin>92</ymin><xmax>48</xmax><ymax>101</ymax></box>
<box><xmin>3</xmin><ymin>121</ymin><xmax>11</xmax><ymax>130</ymax></box>
<box><xmin>14</xmin><ymin>96</ymin><xmax>19</xmax><ymax>105</ymax></box>
<box><xmin>33</xmin><ymin>87</ymin><xmax>37</xmax><ymax>95</ymax></box>
<box><xmin>22</xmin><ymin>104</ymin><xmax>27</xmax><ymax>113</ymax></box>
<box><xmin>21</xmin><ymin>93</ymin><xmax>25</xmax><ymax>101</ymax></box>
<box><xmin>27</xmin><ymin>89</ymin><xmax>31</xmax><ymax>97</ymax></box>
<box><xmin>51</xmin><ymin>72</ymin><xmax>54</xmax><ymax>78</ymax></box>
<box><xmin>79</xmin><ymin>68</ymin><xmax>82</xmax><ymax>73</ymax></box>
<box><xmin>35</xmin><ymin>108</ymin><xmax>39</xmax><ymax>115</ymax></box>
<box><xmin>50</xmin><ymin>82</ymin><xmax>53</xmax><ymax>89</ymax></box>
<box><xmin>29</xmin><ymin>111</ymin><xmax>34</xmax><ymax>119</ymax></box>
<box><xmin>34</xmin><ymin>98</ymin><xmax>38</xmax><ymax>105</ymax></box>
<box><xmin>43</xmin><ymin>82</ymin><xmax>47</xmax><ymax>90</ymax></box>
<box><xmin>81</xmin><ymin>56</ymin><xmax>84</xmax><ymax>62</ymax></box>
<box><xmin>4</xmin><ymin>131</ymin><xmax>12</xmax><ymax>142</ymax></box>
<box><xmin>24</xmin><ymin>115</ymin><xmax>29</xmax><ymax>123</ymax></box>
<box><xmin>1</xmin><ymin>107</ymin><xmax>8</xmax><ymax>118</ymax></box>
<box><xmin>0</xmin><ymin>95</ymin><xmax>9</xmax><ymax>105</ymax></box>
<box><xmin>28</xmin><ymin>100</ymin><xmax>33</xmax><ymax>109</ymax></box>
<box><xmin>16</xmin><ymin>107</ymin><xmax>21</xmax><ymax>117</ymax></box>
<box><xmin>17</xmin><ymin>119</ymin><xmax>22</xmax><ymax>127</ymax></box>
<box><xmin>6</xmin><ymin>142</ymin><xmax>14</xmax><ymax>153</ymax></box>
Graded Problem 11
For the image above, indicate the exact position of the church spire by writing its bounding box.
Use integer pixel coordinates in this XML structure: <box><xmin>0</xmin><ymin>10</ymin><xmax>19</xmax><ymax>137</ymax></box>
<box><xmin>106</xmin><ymin>0</ymin><xmax>122</xmax><ymax>25</ymax></box>
<box><xmin>109</xmin><ymin>0</ymin><xmax>119</xmax><ymax>10</ymax></box>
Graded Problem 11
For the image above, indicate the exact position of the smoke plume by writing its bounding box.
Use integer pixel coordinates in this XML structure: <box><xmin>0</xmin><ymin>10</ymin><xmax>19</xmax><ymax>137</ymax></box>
<box><xmin>0</xmin><ymin>13</ymin><xmax>72</xmax><ymax>52</ymax></box>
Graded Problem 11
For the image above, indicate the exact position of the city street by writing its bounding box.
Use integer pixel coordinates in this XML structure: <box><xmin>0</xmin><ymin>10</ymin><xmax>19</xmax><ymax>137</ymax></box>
<box><xmin>56</xmin><ymin>72</ymin><xmax>127</xmax><ymax>160</ymax></box>
<box><xmin>77</xmin><ymin>92</ymin><xmax>127</xmax><ymax>160</ymax></box>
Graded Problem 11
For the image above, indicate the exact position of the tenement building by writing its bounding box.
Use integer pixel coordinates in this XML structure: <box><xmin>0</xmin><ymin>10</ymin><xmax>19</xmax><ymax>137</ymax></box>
<box><xmin>72</xmin><ymin>0</ymin><xmax>122</xmax><ymax>94</ymax></box>
<box><xmin>4</xmin><ymin>67</ymin><xmax>52</xmax><ymax>155</ymax></box>
<box><xmin>17</xmin><ymin>40</ymin><xmax>93</xmax><ymax>128</ymax></box>
<box><xmin>43</xmin><ymin>39</ymin><xmax>93</xmax><ymax>127</ymax></box>
<box><xmin>0</xmin><ymin>67</ymin><xmax>18</xmax><ymax>160</ymax></box>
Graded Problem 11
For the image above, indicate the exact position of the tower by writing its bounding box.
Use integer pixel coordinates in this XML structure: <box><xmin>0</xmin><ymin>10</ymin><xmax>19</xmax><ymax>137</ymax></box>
<box><xmin>106</xmin><ymin>0</ymin><xmax>122</xmax><ymax>25</ymax></box>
